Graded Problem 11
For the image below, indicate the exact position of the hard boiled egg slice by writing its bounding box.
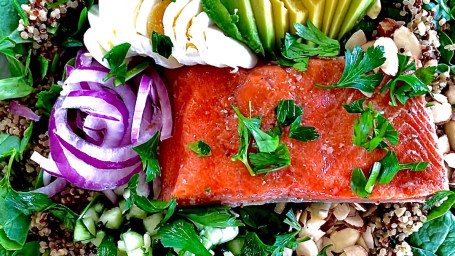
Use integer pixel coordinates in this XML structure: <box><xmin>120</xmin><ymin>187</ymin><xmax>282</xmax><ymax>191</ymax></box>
<box><xmin>83</xmin><ymin>28</ymin><xmax>109</xmax><ymax>67</ymax></box>
<box><xmin>135</xmin><ymin>0</ymin><xmax>160</xmax><ymax>37</ymax></box>
<box><xmin>162</xmin><ymin>0</ymin><xmax>191</xmax><ymax>45</ymax></box>
<box><xmin>172</xmin><ymin>0</ymin><xmax>206</xmax><ymax>65</ymax></box>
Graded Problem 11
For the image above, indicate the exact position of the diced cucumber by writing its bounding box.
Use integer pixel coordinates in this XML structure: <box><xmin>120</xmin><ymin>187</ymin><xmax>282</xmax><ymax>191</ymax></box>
<box><xmin>127</xmin><ymin>205</ymin><xmax>147</xmax><ymax>220</ymax></box>
<box><xmin>84</xmin><ymin>207</ymin><xmax>99</xmax><ymax>223</ymax></box>
<box><xmin>99</xmin><ymin>207</ymin><xmax>123</xmax><ymax>229</ymax></box>
<box><xmin>123</xmin><ymin>188</ymin><xmax>131</xmax><ymax>199</ymax></box>
<box><xmin>224</xmin><ymin>252</ymin><xmax>235</xmax><ymax>256</ymax></box>
<box><xmin>226</xmin><ymin>238</ymin><xmax>244</xmax><ymax>256</ymax></box>
<box><xmin>201</xmin><ymin>236</ymin><xmax>213</xmax><ymax>250</ymax></box>
<box><xmin>118</xmin><ymin>240</ymin><xmax>127</xmax><ymax>251</ymax></box>
<box><xmin>118</xmin><ymin>250</ymin><xmax>128</xmax><ymax>256</ymax></box>
<box><xmin>89</xmin><ymin>230</ymin><xmax>106</xmax><ymax>247</ymax></box>
<box><xmin>143</xmin><ymin>213</ymin><xmax>163</xmax><ymax>236</ymax></box>
<box><xmin>82</xmin><ymin>217</ymin><xmax>97</xmax><ymax>236</ymax></box>
<box><xmin>122</xmin><ymin>231</ymin><xmax>144</xmax><ymax>252</ymax></box>
<box><xmin>203</xmin><ymin>226</ymin><xmax>239</xmax><ymax>245</ymax></box>
<box><xmin>127</xmin><ymin>248</ymin><xmax>149</xmax><ymax>256</ymax></box>
<box><xmin>74</xmin><ymin>220</ymin><xmax>94</xmax><ymax>241</ymax></box>
<box><xmin>93</xmin><ymin>202</ymin><xmax>105</xmax><ymax>214</ymax></box>
<box><xmin>119</xmin><ymin>200</ymin><xmax>127</xmax><ymax>213</ymax></box>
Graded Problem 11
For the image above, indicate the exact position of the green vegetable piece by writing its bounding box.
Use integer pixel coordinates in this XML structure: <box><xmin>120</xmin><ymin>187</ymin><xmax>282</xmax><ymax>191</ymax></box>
<box><xmin>96</xmin><ymin>234</ymin><xmax>116</xmax><ymax>256</ymax></box>
<box><xmin>233</xmin><ymin>106</ymin><xmax>279</xmax><ymax>153</ymax></box>
<box><xmin>201</xmin><ymin>0</ymin><xmax>244</xmax><ymax>42</ymax></box>
<box><xmin>249</xmin><ymin>142</ymin><xmax>291</xmax><ymax>173</ymax></box>
<box><xmin>240</xmin><ymin>232</ymin><xmax>274</xmax><ymax>256</ymax></box>
<box><xmin>342</xmin><ymin>98</ymin><xmax>366</xmax><ymax>113</ymax></box>
<box><xmin>144</xmin><ymin>213</ymin><xmax>163</xmax><ymax>236</ymax></box>
<box><xmin>187</xmin><ymin>140</ymin><xmax>212</xmax><ymax>157</ymax></box>
<box><xmin>338</xmin><ymin>0</ymin><xmax>375</xmax><ymax>39</ymax></box>
<box><xmin>350</xmin><ymin>168</ymin><xmax>369</xmax><ymax>199</ymax></box>
<box><xmin>158</xmin><ymin>220</ymin><xmax>212</xmax><ymax>256</ymax></box>
<box><xmin>289</xmin><ymin>116</ymin><xmax>320</xmax><ymax>143</ymax></box>
<box><xmin>178</xmin><ymin>206</ymin><xmax>244</xmax><ymax>228</ymax></box>
<box><xmin>122</xmin><ymin>231</ymin><xmax>144</xmax><ymax>252</ymax></box>
<box><xmin>102</xmin><ymin>43</ymin><xmax>131</xmax><ymax>86</ymax></box>
<box><xmin>220</xmin><ymin>0</ymin><xmax>265</xmax><ymax>55</ymax></box>
<box><xmin>410</xmin><ymin>211</ymin><xmax>455</xmax><ymax>256</ymax></box>
<box><xmin>250</xmin><ymin>0</ymin><xmax>275</xmax><ymax>54</ymax></box>
<box><xmin>151</xmin><ymin>31</ymin><xmax>173</xmax><ymax>59</ymax></box>
<box><xmin>276</xmin><ymin>100</ymin><xmax>303</xmax><ymax>126</ymax></box>
<box><xmin>226</xmin><ymin>238</ymin><xmax>244</xmax><ymax>256</ymax></box>
<box><xmin>377</xmin><ymin>151</ymin><xmax>428</xmax><ymax>184</ymax></box>
<box><xmin>133</xmin><ymin>131</ymin><xmax>161</xmax><ymax>182</ymax></box>
<box><xmin>315</xmin><ymin>46</ymin><xmax>385</xmax><ymax>94</ymax></box>
<box><xmin>317</xmin><ymin>244</ymin><xmax>333</xmax><ymax>256</ymax></box>
<box><xmin>35</xmin><ymin>85</ymin><xmax>62</xmax><ymax>117</ymax></box>
<box><xmin>99</xmin><ymin>207</ymin><xmax>123</xmax><ymax>229</ymax></box>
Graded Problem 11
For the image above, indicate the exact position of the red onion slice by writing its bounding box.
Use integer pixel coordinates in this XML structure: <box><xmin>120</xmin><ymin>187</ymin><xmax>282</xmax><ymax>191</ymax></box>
<box><xmin>150</xmin><ymin>70</ymin><xmax>173</xmax><ymax>140</ymax></box>
<box><xmin>33</xmin><ymin>178</ymin><xmax>67</xmax><ymax>198</ymax></box>
<box><xmin>9</xmin><ymin>101</ymin><xmax>41</xmax><ymax>121</ymax></box>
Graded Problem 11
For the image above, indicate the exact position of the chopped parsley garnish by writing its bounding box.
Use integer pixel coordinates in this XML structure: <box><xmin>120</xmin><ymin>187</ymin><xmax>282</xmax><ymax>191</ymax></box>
<box><xmin>151</xmin><ymin>31</ymin><xmax>173</xmax><ymax>59</ymax></box>
<box><xmin>178</xmin><ymin>206</ymin><xmax>243</xmax><ymax>228</ymax></box>
<box><xmin>132</xmin><ymin>131</ymin><xmax>161</xmax><ymax>182</ymax></box>
<box><xmin>102</xmin><ymin>43</ymin><xmax>131</xmax><ymax>86</ymax></box>
<box><xmin>380</xmin><ymin>54</ymin><xmax>434</xmax><ymax>106</ymax></box>
<box><xmin>289</xmin><ymin>116</ymin><xmax>321</xmax><ymax>143</ymax></box>
<box><xmin>232</xmin><ymin>100</ymin><xmax>319</xmax><ymax>175</ymax></box>
<box><xmin>351</xmin><ymin>151</ymin><xmax>428</xmax><ymax>198</ymax></box>
<box><xmin>316</xmin><ymin>46</ymin><xmax>386</xmax><ymax>94</ymax></box>
<box><xmin>276</xmin><ymin>100</ymin><xmax>303</xmax><ymax>126</ymax></box>
<box><xmin>158</xmin><ymin>220</ymin><xmax>212</xmax><ymax>256</ymax></box>
<box><xmin>249</xmin><ymin>143</ymin><xmax>291</xmax><ymax>174</ymax></box>
<box><xmin>344</xmin><ymin>99</ymin><xmax>398</xmax><ymax>152</ymax></box>
<box><xmin>281</xmin><ymin>21</ymin><xmax>340</xmax><ymax>71</ymax></box>
<box><xmin>187</xmin><ymin>140</ymin><xmax>212</xmax><ymax>157</ymax></box>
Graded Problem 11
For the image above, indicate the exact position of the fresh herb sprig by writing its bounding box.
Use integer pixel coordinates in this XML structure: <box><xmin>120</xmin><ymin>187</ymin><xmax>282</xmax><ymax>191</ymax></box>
<box><xmin>102</xmin><ymin>43</ymin><xmax>131</xmax><ymax>86</ymax></box>
<box><xmin>280</xmin><ymin>21</ymin><xmax>340</xmax><ymax>71</ymax></box>
<box><xmin>232</xmin><ymin>100</ymin><xmax>320</xmax><ymax>175</ymax></box>
<box><xmin>424</xmin><ymin>189</ymin><xmax>455</xmax><ymax>222</ymax></box>
<box><xmin>133</xmin><ymin>131</ymin><xmax>161</xmax><ymax>182</ymax></box>
<box><xmin>187</xmin><ymin>140</ymin><xmax>212</xmax><ymax>157</ymax></box>
<box><xmin>151</xmin><ymin>31</ymin><xmax>173</xmax><ymax>59</ymax></box>
<box><xmin>316</xmin><ymin>46</ymin><xmax>386</xmax><ymax>94</ymax></box>
<box><xmin>380</xmin><ymin>54</ymin><xmax>434</xmax><ymax>106</ymax></box>
<box><xmin>343</xmin><ymin>99</ymin><xmax>398</xmax><ymax>152</ymax></box>
<box><xmin>351</xmin><ymin>151</ymin><xmax>428</xmax><ymax>198</ymax></box>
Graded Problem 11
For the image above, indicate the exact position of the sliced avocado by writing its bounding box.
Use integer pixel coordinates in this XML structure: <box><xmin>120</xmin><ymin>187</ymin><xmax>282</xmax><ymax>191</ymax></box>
<box><xmin>301</xmin><ymin>0</ymin><xmax>325</xmax><ymax>30</ymax></box>
<box><xmin>338</xmin><ymin>0</ymin><xmax>375</xmax><ymax>39</ymax></box>
<box><xmin>281</xmin><ymin>0</ymin><xmax>308</xmax><ymax>34</ymax></box>
<box><xmin>250</xmin><ymin>0</ymin><xmax>276</xmax><ymax>54</ymax></box>
<box><xmin>328</xmin><ymin>0</ymin><xmax>352</xmax><ymax>39</ymax></box>
<box><xmin>322</xmin><ymin>0</ymin><xmax>338</xmax><ymax>34</ymax></box>
<box><xmin>270</xmin><ymin>0</ymin><xmax>289</xmax><ymax>48</ymax></box>
<box><xmin>221</xmin><ymin>0</ymin><xmax>265</xmax><ymax>55</ymax></box>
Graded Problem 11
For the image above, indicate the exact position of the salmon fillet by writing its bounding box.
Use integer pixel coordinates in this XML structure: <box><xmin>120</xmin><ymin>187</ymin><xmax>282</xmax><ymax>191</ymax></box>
<box><xmin>159</xmin><ymin>59</ymin><xmax>448</xmax><ymax>206</ymax></box>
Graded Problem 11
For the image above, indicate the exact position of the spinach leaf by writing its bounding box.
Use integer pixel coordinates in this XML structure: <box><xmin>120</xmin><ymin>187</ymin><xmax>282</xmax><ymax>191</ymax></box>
<box><xmin>410</xmin><ymin>211</ymin><xmax>455</xmax><ymax>256</ymax></box>
<box><xmin>0</xmin><ymin>0</ymin><xmax>28</xmax><ymax>41</ymax></box>
<box><xmin>0</xmin><ymin>48</ymin><xmax>33</xmax><ymax>100</ymax></box>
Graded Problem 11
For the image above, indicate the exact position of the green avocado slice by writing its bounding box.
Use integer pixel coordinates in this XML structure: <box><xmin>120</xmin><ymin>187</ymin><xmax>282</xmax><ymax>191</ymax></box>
<box><xmin>221</xmin><ymin>0</ymin><xmax>265</xmax><ymax>55</ymax></box>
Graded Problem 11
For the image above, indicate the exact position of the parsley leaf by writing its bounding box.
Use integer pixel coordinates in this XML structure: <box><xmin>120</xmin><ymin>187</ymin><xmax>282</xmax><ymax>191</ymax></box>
<box><xmin>249</xmin><ymin>143</ymin><xmax>291</xmax><ymax>173</ymax></box>
<box><xmin>281</xmin><ymin>21</ymin><xmax>340</xmax><ymax>71</ymax></box>
<box><xmin>187</xmin><ymin>140</ymin><xmax>212</xmax><ymax>157</ymax></box>
<box><xmin>126</xmin><ymin>174</ymin><xmax>176</xmax><ymax>225</ymax></box>
<box><xmin>178</xmin><ymin>206</ymin><xmax>243</xmax><ymax>228</ymax></box>
<box><xmin>315</xmin><ymin>46</ymin><xmax>386</xmax><ymax>94</ymax></box>
<box><xmin>347</xmin><ymin>100</ymin><xmax>398</xmax><ymax>152</ymax></box>
<box><xmin>377</xmin><ymin>151</ymin><xmax>428</xmax><ymax>184</ymax></box>
<box><xmin>151</xmin><ymin>31</ymin><xmax>173</xmax><ymax>59</ymax></box>
<box><xmin>351</xmin><ymin>168</ymin><xmax>369</xmax><ymax>199</ymax></box>
<box><xmin>276</xmin><ymin>100</ymin><xmax>303</xmax><ymax>126</ymax></box>
<box><xmin>158</xmin><ymin>220</ymin><xmax>212</xmax><ymax>256</ymax></box>
<box><xmin>233</xmin><ymin>106</ymin><xmax>280</xmax><ymax>153</ymax></box>
<box><xmin>102</xmin><ymin>43</ymin><xmax>131</xmax><ymax>86</ymax></box>
<box><xmin>351</xmin><ymin>151</ymin><xmax>428</xmax><ymax>198</ymax></box>
<box><xmin>381</xmin><ymin>54</ymin><xmax>433</xmax><ymax>106</ymax></box>
<box><xmin>231</xmin><ymin>111</ymin><xmax>258</xmax><ymax>176</ymax></box>
<box><xmin>241</xmin><ymin>232</ymin><xmax>275</xmax><ymax>256</ymax></box>
<box><xmin>289</xmin><ymin>116</ymin><xmax>320</xmax><ymax>142</ymax></box>
<box><xmin>35</xmin><ymin>85</ymin><xmax>62</xmax><ymax>117</ymax></box>
<box><xmin>133</xmin><ymin>131</ymin><xmax>160</xmax><ymax>182</ymax></box>
<box><xmin>343</xmin><ymin>98</ymin><xmax>367</xmax><ymax>113</ymax></box>
<box><xmin>317</xmin><ymin>245</ymin><xmax>333</xmax><ymax>256</ymax></box>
